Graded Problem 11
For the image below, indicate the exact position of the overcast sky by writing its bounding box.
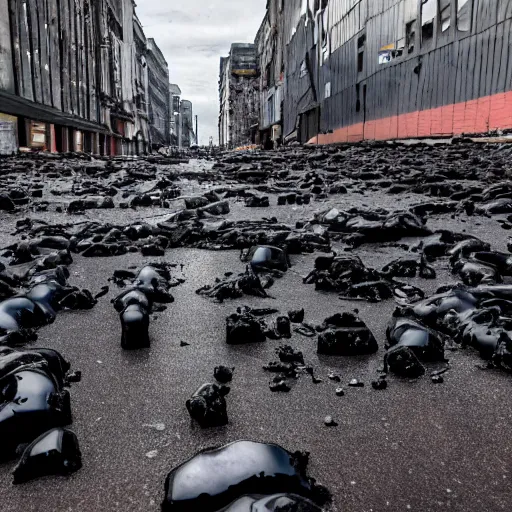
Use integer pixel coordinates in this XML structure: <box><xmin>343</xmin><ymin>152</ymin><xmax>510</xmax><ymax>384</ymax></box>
<box><xmin>136</xmin><ymin>1</ymin><xmax>267</xmax><ymax>145</ymax></box>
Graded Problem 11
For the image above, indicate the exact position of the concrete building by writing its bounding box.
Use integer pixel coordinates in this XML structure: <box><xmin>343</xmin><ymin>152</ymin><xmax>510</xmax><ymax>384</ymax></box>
<box><xmin>180</xmin><ymin>100</ymin><xmax>195</xmax><ymax>148</ymax></box>
<box><xmin>146</xmin><ymin>38</ymin><xmax>170</xmax><ymax>149</ymax></box>
<box><xmin>218</xmin><ymin>44</ymin><xmax>260</xmax><ymax>149</ymax></box>
<box><xmin>0</xmin><ymin>0</ymin><xmax>165</xmax><ymax>156</ymax></box>
<box><xmin>169</xmin><ymin>84</ymin><xmax>182</xmax><ymax>146</ymax></box>
<box><xmin>132</xmin><ymin>15</ymin><xmax>151</xmax><ymax>155</ymax></box>
<box><xmin>255</xmin><ymin>1</ymin><xmax>285</xmax><ymax>148</ymax></box>
<box><xmin>243</xmin><ymin>0</ymin><xmax>512</xmax><ymax>146</ymax></box>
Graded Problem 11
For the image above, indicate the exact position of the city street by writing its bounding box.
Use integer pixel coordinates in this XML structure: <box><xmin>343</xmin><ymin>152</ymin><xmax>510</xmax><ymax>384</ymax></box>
<box><xmin>0</xmin><ymin>142</ymin><xmax>511</xmax><ymax>510</ymax></box>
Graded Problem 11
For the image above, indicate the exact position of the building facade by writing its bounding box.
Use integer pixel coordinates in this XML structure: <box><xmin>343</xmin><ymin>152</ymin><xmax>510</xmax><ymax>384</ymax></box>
<box><xmin>218</xmin><ymin>43</ymin><xmax>260</xmax><ymax>148</ymax></box>
<box><xmin>225</xmin><ymin>0</ymin><xmax>512</xmax><ymax>147</ymax></box>
<box><xmin>147</xmin><ymin>38</ymin><xmax>170</xmax><ymax>148</ymax></box>
<box><xmin>169</xmin><ymin>83</ymin><xmax>182</xmax><ymax>146</ymax></box>
<box><xmin>180</xmin><ymin>100</ymin><xmax>195</xmax><ymax>148</ymax></box>
<box><xmin>0</xmin><ymin>0</ymin><xmax>168</xmax><ymax>155</ymax></box>
<box><xmin>255</xmin><ymin>1</ymin><xmax>286</xmax><ymax>148</ymax></box>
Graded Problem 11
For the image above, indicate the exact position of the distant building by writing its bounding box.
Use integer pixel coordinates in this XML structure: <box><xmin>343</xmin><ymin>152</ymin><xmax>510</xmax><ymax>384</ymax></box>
<box><xmin>146</xmin><ymin>38</ymin><xmax>170</xmax><ymax>148</ymax></box>
<box><xmin>218</xmin><ymin>43</ymin><xmax>260</xmax><ymax>148</ymax></box>
<box><xmin>180</xmin><ymin>100</ymin><xmax>195</xmax><ymax>148</ymax></box>
<box><xmin>169</xmin><ymin>84</ymin><xmax>182</xmax><ymax>146</ymax></box>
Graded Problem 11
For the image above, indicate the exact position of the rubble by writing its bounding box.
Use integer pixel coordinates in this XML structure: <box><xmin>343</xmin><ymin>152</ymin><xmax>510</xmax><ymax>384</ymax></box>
<box><xmin>0</xmin><ymin>347</ymin><xmax>79</xmax><ymax>461</ymax></box>
<box><xmin>112</xmin><ymin>264</ymin><xmax>175</xmax><ymax>349</ymax></box>
<box><xmin>186</xmin><ymin>383</ymin><xmax>230</xmax><ymax>428</ymax></box>
<box><xmin>12</xmin><ymin>428</ymin><xmax>82</xmax><ymax>484</ymax></box>
<box><xmin>317</xmin><ymin>312</ymin><xmax>378</xmax><ymax>356</ymax></box>
<box><xmin>161</xmin><ymin>440</ymin><xmax>329</xmax><ymax>511</ymax></box>
<box><xmin>1</xmin><ymin>141</ymin><xmax>512</xmax><ymax>505</ymax></box>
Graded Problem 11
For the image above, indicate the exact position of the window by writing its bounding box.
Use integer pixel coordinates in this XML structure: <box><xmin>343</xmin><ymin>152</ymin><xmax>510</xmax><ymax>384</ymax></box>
<box><xmin>378</xmin><ymin>40</ymin><xmax>404</xmax><ymax>65</ymax></box>
<box><xmin>406</xmin><ymin>20</ymin><xmax>416</xmax><ymax>53</ymax></box>
<box><xmin>457</xmin><ymin>0</ymin><xmax>471</xmax><ymax>32</ymax></box>
<box><xmin>440</xmin><ymin>0</ymin><xmax>451</xmax><ymax>32</ymax></box>
<box><xmin>356</xmin><ymin>84</ymin><xmax>361</xmax><ymax>112</ymax></box>
<box><xmin>421</xmin><ymin>0</ymin><xmax>437</xmax><ymax>44</ymax></box>
<box><xmin>357</xmin><ymin>34</ymin><xmax>366</xmax><ymax>73</ymax></box>
<box><xmin>325</xmin><ymin>82</ymin><xmax>331</xmax><ymax>99</ymax></box>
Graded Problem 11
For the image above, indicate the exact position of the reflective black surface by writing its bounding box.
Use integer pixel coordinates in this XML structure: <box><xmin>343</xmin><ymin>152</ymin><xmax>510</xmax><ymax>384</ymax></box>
<box><xmin>162</xmin><ymin>441</ymin><xmax>322</xmax><ymax>512</ymax></box>
<box><xmin>12</xmin><ymin>427</ymin><xmax>82</xmax><ymax>484</ymax></box>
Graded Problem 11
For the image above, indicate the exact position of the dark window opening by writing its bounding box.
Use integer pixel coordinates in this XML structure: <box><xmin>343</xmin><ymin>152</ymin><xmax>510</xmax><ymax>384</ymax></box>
<box><xmin>17</xmin><ymin>118</ymin><xmax>28</xmax><ymax>147</ymax></box>
<box><xmin>457</xmin><ymin>0</ymin><xmax>471</xmax><ymax>32</ymax></box>
<box><xmin>406</xmin><ymin>20</ymin><xmax>416</xmax><ymax>53</ymax></box>
<box><xmin>356</xmin><ymin>84</ymin><xmax>361</xmax><ymax>112</ymax></box>
<box><xmin>421</xmin><ymin>0</ymin><xmax>437</xmax><ymax>44</ymax></box>
<box><xmin>357</xmin><ymin>34</ymin><xmax>366</xmax><ymax>73</ymax></box>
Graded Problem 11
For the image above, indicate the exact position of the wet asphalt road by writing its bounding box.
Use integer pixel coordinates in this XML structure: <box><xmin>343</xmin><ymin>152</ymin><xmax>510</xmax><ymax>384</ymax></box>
<box><xmin>0</xmin><ymin>159</ymin><xmax>512</xmax><ymax>511</ymax></box>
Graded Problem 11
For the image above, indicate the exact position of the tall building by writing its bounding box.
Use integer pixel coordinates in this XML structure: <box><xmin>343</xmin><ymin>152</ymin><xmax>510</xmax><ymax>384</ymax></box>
<box><xmin>218</xmin><ymin>44</ymin><xmax>260</xmax><ymax>148</ymax></box>
<box><xmin>180</xmin><ymin>100</ymin><xmax>195</xmax><ymax>148</ymax></box>
<box><xmin>225</xmin><ymin>0</ymin><xmax>512</xmax><ymax>146</ymax></box>
<box><xmin>146</xmin><ymin>38</ymin><xmax>170</xmax><ymax>148</ymax></box>
<box><xmin>255</xmin><ymin>1</ymin><xmax>285</xmax><ymax>148</ymax></box>
<box><xmin>0</xmin><ymin>0</ymin><xmax>166</xmax><ymax>156</ymax></box>
<box><xmin>169</xmin><ymin>84</ymin><xmax>182</xmax><ymax>146</ymax></box>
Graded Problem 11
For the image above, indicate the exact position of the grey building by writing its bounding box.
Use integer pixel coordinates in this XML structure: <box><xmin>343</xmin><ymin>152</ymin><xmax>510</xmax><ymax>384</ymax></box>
<box><xmin>0</xmin><ymin>0</ymin><xmax>157</xmax><ymax>156</ymax></box>
<box><xmin>169</xmin><ymin>84</ymin><xmax>182</xmax><ymax>146</ymax></box>
<box><xmin>146</xmin><ymin>38</ymin><xmax>170</xmax><ymax>148</ymax></box>
<box><xmin>180</xmin><ymin>100</ymin><xmax>195</xmax><ymax>148</ymax></box>
<box><xmin>218</xmin><ymin>43</ymin><xmax>260</xmax><ymax>148</ymax></box>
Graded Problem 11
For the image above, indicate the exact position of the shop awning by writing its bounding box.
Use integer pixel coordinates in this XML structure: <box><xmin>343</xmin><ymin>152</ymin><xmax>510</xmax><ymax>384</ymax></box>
<box><xmin>0</xmin><ymin>91</ymin><xmax>110</xmax><ymax>134</ymax></box>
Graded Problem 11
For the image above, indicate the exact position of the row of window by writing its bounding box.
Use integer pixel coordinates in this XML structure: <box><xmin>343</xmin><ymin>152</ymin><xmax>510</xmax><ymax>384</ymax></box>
<box><xmin>378</xmin><ymin>0</ymin><xmax>472</xmax><ymax>66</ymax></box>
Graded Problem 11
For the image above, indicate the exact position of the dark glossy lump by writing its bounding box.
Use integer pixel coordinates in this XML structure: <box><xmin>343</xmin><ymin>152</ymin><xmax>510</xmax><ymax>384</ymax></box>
<box><xmin>162</xmin><ymin>441</ymin><xmax>322</xmax><ymax>511</ymax></box>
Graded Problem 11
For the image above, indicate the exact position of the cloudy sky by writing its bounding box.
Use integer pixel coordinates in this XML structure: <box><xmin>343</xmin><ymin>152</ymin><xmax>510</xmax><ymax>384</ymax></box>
<box><xmin>136</xmin><ymin>1</ymin><xmax>267</xmax><ymax>145</ymax></box>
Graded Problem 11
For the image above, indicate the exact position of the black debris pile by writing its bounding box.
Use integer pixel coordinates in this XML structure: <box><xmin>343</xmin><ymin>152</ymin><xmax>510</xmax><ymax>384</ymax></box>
<box><xmin>316</xmin><ymin>312</ymin><xmax>379</xmax><ymax>356</ymax></box>
<box><xmin>12</xmin><ymin>428</ymin><xmax>82</xmax><ymax>484</ymax></box>
<box><xmin>196</xmin><ymin>268</ymin><xmax>270</xmax><ymax>302</ymax></box>
<box><xmin>226</xmin><ymin>307</ymin><xmax>268</xmax><ymax>345</ymax></box>
<box><xmin>0</xmin><ymin>346</ymin><xmax>82</xmax><ymax>482</ymax></box>
<box><xmin>312</xmin><ymin>207</ymin><xmax>431</xmax><ymax>246</ymax></box>
<box><xmin>241</xmin><ymin>245</ymin><xmax>290</xmax><ymax>273</ymax></box>
<box><xmin>161</xmin><ymin>440</ymin><xmax>330</xmax><ymax>511</ymax></box>
<box><xmin>112</xmin><ymin>264</ymin><xmax>175</xmax><ymax>349</ymax></box>
<box><xmin>186</xmin><ymin>383</ymin><xmax>230</xmax><ymax>428</ymax></box>
<box><xmin>0</xmin><ymin>265</ymin><xmax>96</xmax><ymax>346</ymax></box>
<box><xmin>384</xmin><ymin>283</ymin><xmax>512</xmax><ymax>377</ymax></box>
<box><xmin>214</xmin><ymin>366</ymin><xmax>234</xmax><ymax>383</ymax></box>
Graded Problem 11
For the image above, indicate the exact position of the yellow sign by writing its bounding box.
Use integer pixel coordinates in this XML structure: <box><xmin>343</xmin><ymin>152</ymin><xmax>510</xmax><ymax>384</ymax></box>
<box><xmin>379</xmin><ymin>43</ymin><xmax>396</xmax><ymax>51</ymax></box>
<box><xmin>232</xmin><ymin>69</ymin><xmax>257</xmax><ymax>77</ymax></box>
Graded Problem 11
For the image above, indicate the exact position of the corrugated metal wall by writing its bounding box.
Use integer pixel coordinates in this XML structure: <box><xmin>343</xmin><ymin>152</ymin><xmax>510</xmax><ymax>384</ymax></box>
<box><xmin>283</xmin><ymin>0</ymin><xmax>512</xmax><ymax>142</ymax></box>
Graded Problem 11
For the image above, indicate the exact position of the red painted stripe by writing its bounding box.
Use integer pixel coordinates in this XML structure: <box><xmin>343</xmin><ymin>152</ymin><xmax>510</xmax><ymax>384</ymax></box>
<box><xmin>308</xmin><ymin>91</ymin><xmax>512</xmax><ymax>144</ymax></box>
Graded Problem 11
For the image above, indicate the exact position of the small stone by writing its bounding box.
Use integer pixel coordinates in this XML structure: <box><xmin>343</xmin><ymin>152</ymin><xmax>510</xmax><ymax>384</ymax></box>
<box><xmin>269</xmin><ymin>379</ymin><xmax>291</xmax><ymax>392</ymax></box>
<box><xmin>145</xmin><ymin>450</ymin><xmax>158</xmax><ymax>459</ymax></box>
<box><xmin>312</xmin><ymin>376</ymin><xmax>323</xmax><ymax>384</ymax></box>
<box><xmin>335</xmin><ymin>387</ymin><xmax>345</xmax><ymax>396</ymax></box>
<box><xmin>372</xmin><ymin>379</ymin><xmax>388</xmax><ymax>390</ymax></box>
<box><xmin>324</xmin><ymin>416</ymin><xmax>338</xmax><ymax>427</ymax></box>
<box><xmin>432</xmin><ymin>375</ymin><xmax>444</xmax><ymax>384</ymax></box>
<box><xmin>348</xmin><ymin>379</ymin><xmax>364</xmax><ymax>387</ymax></box>
<box><xmin>328</xmin><ymin>371</ymin><xmax>341</xmax><ymax>382</ymax></box>
<box><xmin>214</xmin><ymin>365</ymin><xmax>234</xmax><ymax>383</ymax></box>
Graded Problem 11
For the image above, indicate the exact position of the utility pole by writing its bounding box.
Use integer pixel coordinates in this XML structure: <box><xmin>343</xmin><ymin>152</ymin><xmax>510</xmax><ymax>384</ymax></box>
<box><xmin>195</xmin><ymin>115</ymin><xmax>198</xmax><ymax>145</ymax></box>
